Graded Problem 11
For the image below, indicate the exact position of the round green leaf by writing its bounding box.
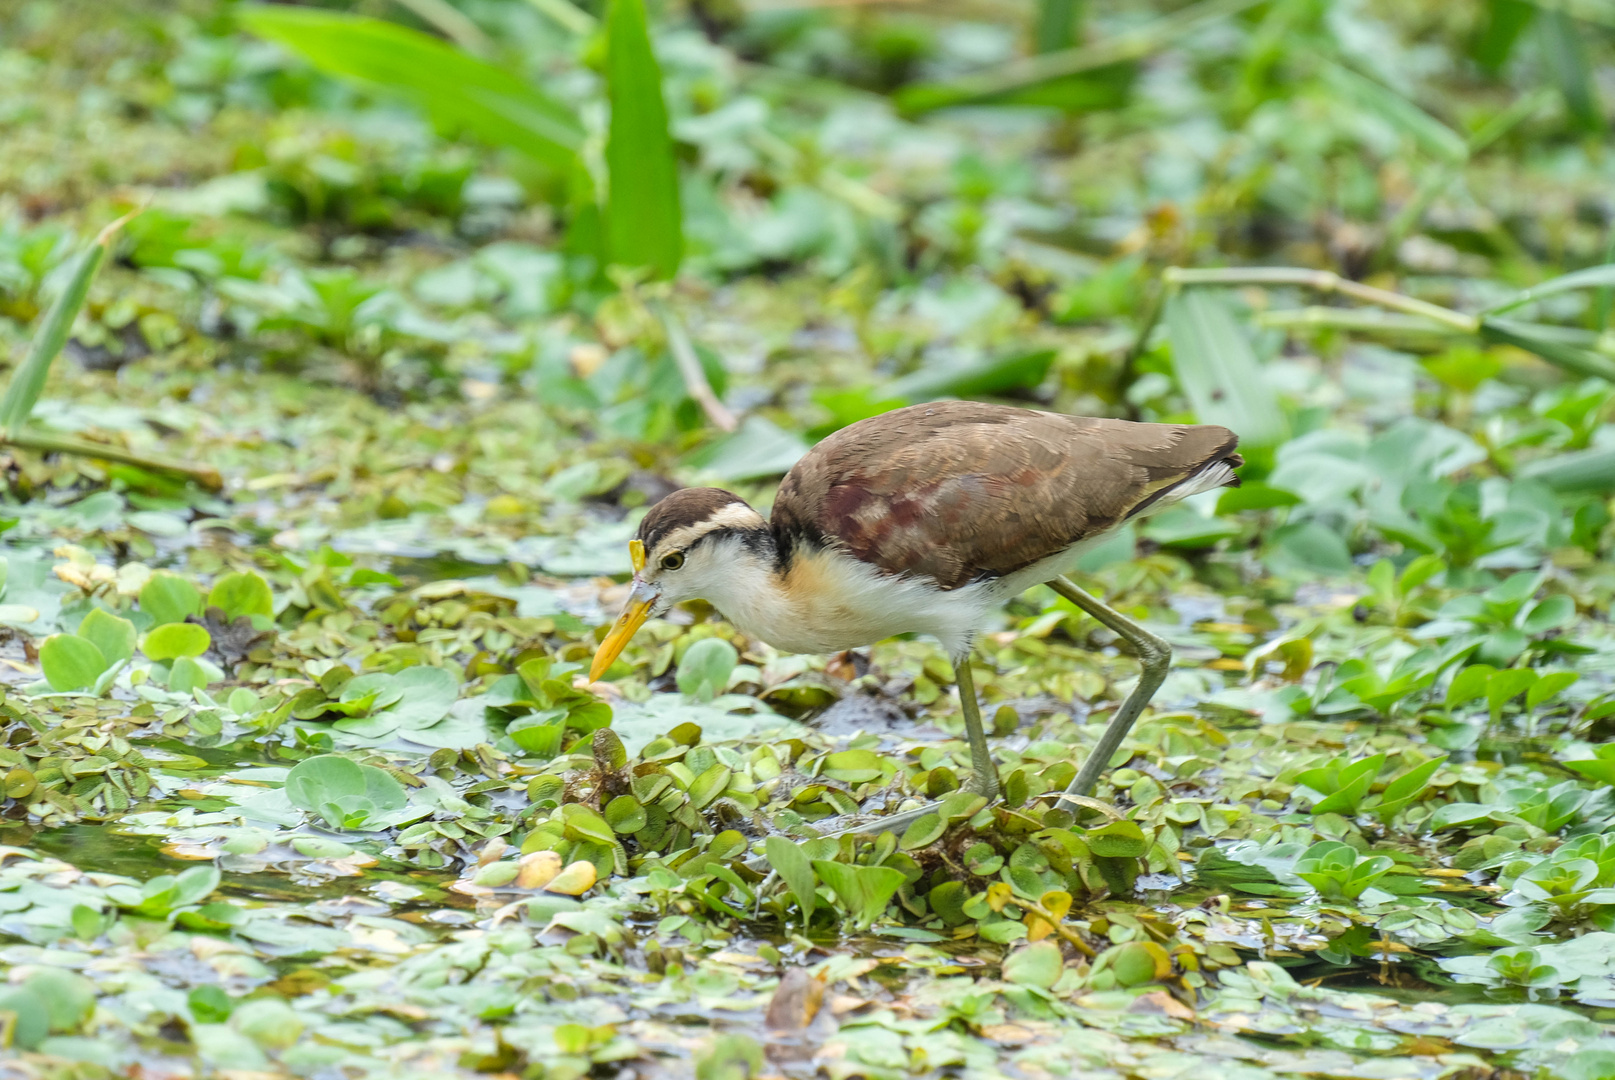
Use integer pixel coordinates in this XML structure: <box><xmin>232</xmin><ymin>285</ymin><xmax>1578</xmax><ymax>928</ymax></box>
<box><xmin>140</xmin><ymin>571</ymin><xmax>202</xmax><ymax>625</ymax></box>
<box><xmin>1003</xmin><ymin>940</ymin><xmax>1064</xmax><ymax>988</ymax></box>
<box><xmin>899</xmin><ymin>812</ymin><xmax>946</xmax><ymax>851</ymax></box>
<box><xmin>143</xmin><ymin>622</ymin><xmax>211</xmax><ymax>661</ymax></box>
<box><xmin>78</xmin><ymin>607</ymin><xmax>136</xmax><ymax>667</ymax></box>
<box><xmin>208</xmin><ymin>570</ymin><xmax>274</xmax><ymax>620</ymax></box>
<box><xmin>604</xmin><ymin>795</ymin><xmax>647</xmax><ymax>834</ymax></box>
<box><xmin>39</xmin><ymin>633</ymin><xmax>108</xmax><ymax>692</ymax></box>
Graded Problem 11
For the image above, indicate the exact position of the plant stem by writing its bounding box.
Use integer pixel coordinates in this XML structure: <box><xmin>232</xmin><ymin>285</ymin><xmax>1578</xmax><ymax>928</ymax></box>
<box><xmin>4</xmin><ymin>431</ymin><xmax>223</xmax><ymax>491</ymax></box>
<box><xmin>905</xmin><ymin>0</ymin><xmax>1266</xmax><ymax>108</ymax></box>
<box><xmin>1002</xmin><ymin>895</ymin><xmax>1097</xmax><ymax>957</ymax></box>
<box><xmin>654</xmin><ymin>303</ymin><xmax>739</xmax><ymax>433</ymax></box>
<box><xmin>1161</xmin><ymin>266</ymin><xmax>1479</xmax><ymax>332</ymax></box>
<box><xmin>389</xmin><ymin>0</ymin><xmax>493</xmax><ymax>54</ymax></box>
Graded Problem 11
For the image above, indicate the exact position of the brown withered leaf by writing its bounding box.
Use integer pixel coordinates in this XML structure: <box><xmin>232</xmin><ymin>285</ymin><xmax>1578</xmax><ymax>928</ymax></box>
<box><xmin>765</xmin><ymin>967</ymin><xmax>827</xmax><ymax>1033</ymax></box>
<box><xmin>191</xmin><ymin>606</ymin><xmax>274</xmax><ymax>669</ymax></box>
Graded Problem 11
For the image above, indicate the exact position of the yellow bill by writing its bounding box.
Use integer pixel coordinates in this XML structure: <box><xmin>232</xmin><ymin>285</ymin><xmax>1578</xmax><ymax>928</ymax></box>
<box><xmin>589</xmin><ymin>575</ymin><xmax>658</xmax><ymax>682</ymax></box>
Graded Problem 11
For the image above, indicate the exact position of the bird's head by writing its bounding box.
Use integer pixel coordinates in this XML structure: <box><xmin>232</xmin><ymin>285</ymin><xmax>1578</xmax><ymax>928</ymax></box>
<box><xmin>589</xmin><ymin>488</ymin><xmax>770</xmax><ymax>681</ymax></box>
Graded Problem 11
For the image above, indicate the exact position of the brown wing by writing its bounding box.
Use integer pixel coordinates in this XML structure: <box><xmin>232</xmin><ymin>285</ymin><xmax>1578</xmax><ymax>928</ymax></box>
<box><xmin>771</xmin><ymin>402</ymin><xmax>1239</xmax><ymax>589</ymax></box>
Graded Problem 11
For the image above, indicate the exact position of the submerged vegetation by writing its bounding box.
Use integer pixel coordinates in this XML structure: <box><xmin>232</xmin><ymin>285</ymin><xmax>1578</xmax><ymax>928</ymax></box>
<box><xmin>1</xmin><ymin>0</ymin><xmax>1614</xmax><ymax>1076</ymax></box>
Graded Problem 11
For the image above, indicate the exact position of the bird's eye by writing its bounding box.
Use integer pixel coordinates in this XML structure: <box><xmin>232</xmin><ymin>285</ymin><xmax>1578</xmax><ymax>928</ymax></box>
<box><xmin>660</xmin><ymin>552</ymin><xmax>685</xmax><ymax>571</ymax></box>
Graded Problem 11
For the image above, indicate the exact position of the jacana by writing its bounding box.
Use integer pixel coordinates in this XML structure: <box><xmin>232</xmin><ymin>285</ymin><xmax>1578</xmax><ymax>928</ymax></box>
<box><xmin>590</xmin><ymin>401</ymin><xmax>1241</xmax><ymax>830</ymax></box>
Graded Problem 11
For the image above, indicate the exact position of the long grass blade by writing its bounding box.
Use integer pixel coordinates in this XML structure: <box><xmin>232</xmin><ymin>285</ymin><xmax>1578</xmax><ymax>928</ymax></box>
<box><xmin>896</xmin><ymin>0</ymin><xmax>1263</xmax><ymax>115</ymax></box>
<box><xmin>1321</xmin><ymin>64</ymin><xmax>1468</xmax><ymax>166</ymax></box>
<box><xmin>1479</xmin><ymin>317</ymin><xmax>1615</xmax><ymax>382</ymax></box>
<box><xmin>1517</xmin><ymin>445</ymin><xmax>1615</xmax><ymax>492</ymax></box>
<box><xmin>1034</xmin><ymin>0</ymin><xmax>1083</xmax><ymax>53</ymax></box>
<box><xmin>1482</xmin><ymin>263</ymin><xmax>1615</xmax><ymax>316</ymax></box>
<box><xmin>1472</xmin><ymin>0</ymin><xmax>1535</xmax><ymax>73</ymax></box>
<box><xmin>1164</xmin><ymin>289</ymin><xmax>1289</xmax><ymax>448</ymax></box>
<box><xmin>604</xmin><ymin>0</ymin><xmax>683</xmax><ymax>279</ymax></box>
<box><xmin>240</xmin><ymin>6</ymin><xmax>583</xmax><ymax>170</ymax></box>
<box><xmin>0</xmin><ymin>212</ymin><xmax>135</xmax><ymax>437</ymax></box>
<box><xmin>1536</xmin><ymin>7</ymin><xmax>1603</xmax><ymax>132</ymax></box>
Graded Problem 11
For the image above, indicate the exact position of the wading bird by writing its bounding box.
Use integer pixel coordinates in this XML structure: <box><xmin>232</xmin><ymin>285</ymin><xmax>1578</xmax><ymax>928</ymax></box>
<box><xmin>590</xmin><ymin>401</ymin><xmax>1241</xmax><ymax>830</ymax></box>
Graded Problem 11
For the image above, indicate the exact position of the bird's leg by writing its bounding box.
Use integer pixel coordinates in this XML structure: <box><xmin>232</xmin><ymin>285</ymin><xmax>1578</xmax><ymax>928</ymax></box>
<box><xmin>954</xmin><ymin>655</ymin><xmax>1000</xmax><ymax>801</ymax></box>
<box><xmin>1046</xmin><ymin>575</ymin><xmax>1171</xmax><ymax>809</ymax></box>
<box><xmin>804</xmin><ymin>651</ymin><xmax>998</xmax><ymax>843</ymax></box>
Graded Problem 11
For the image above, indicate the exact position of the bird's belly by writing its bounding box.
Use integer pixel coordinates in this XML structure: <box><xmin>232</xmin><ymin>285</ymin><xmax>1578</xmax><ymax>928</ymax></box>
<box><xmin>724</xmin><ymin>547</ymin><xmax>997</xmax><ymax>658</ymax></box>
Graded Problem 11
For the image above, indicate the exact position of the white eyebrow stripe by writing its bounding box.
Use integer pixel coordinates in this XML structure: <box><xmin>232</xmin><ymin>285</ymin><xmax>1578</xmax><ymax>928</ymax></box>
<box><xmin>650</xmin><ymin>503</ymin><xmax>767</xmax><ymax>560</ymax></box>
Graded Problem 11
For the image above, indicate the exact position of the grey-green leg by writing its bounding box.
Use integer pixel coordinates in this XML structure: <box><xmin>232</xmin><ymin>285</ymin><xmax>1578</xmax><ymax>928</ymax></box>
<box><xmin>1047</xmin><ymin>575</ymin><xmax>1171</xmax><ymax>809</ymax></box>
<box><xmin>954</xmin><ymin>656</ymin><xmax>1000</xmax><ymax>801</ymax></box>
<box><xmin>814</xmin><ymin>652</ymin><xmax>998</xmax><ymax>842</ymax></box>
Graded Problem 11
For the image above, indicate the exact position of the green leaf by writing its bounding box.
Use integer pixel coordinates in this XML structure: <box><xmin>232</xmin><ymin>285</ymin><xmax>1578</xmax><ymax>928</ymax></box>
<box><xmin>682</xmin><ymin>415</ymin><xmax>810</xmax><ymax>482</ymax></box>
<box><xmin>1164</xmin><ymin>289</ymin><xmax>1288</xmax><ymax>448</ymax></box>
<box><xmin>1528</xmin><ymin>671</ymin><xmax>1578</xmax><ymax>709</ymax></box>
<box><xmin>1472</xmin><ymin>0</ymin><xmax>1535</xmax><ymax>73</ymax></box>
<box><xmin>820</xmin><ymin>749</ymin><xmax>884</xmax><ymax>785</ymax></box>
<box><xmin>887</xmin><ymin>348</ymin><xmax>1057</xmax><ymax>403</ymax></box>
<box><xmin>1536</xmin><ymin>8</ymin><xmax>1602</xmax><ymax>133</ymax></box>
<box><xmin>0</xmin><ymin>216</ymin><xmax>128</xmax><ymax>435</ymax></box>
<box><xmin>604</xmin><ymin>0</ymin><xmax>681</xmax><ymax>278</ymax></box>
<box><xmin>240</xmin><ymin>6</ymin><xmax>583</xmax><ymax>171</ymax></box>
<box><xmin>140</xmin><ymin>571</ymin><xmax>203</xmax><ymax>625</ymax></box>
<box><xmin>143</xmin><ymin>622</ymin><xmax>211</xmax><ymax>661</ymax></box>
<box><xmin>676</xmin><ymin>638</ymin><xmax>738</xmax><ymax>701</ymax></box>
<box><xmin>0</xmin><ymin>986</ymin><xmax>51</xmax><ymax>1049</ymax></box>
<box><xmin>765</xmin><ymin>835</ymin><xmax>817</xmax><ymax>923</ymax></box>
<box><xmin>168</xmin><ymin>656</ymin><xmax>209</xmax><ymax>694</ymax></box>
<box><xmin>1002</xmin><ymin>940</ymin><xmax>1064</xmax><ymax>988</ymax></box>
<box><xmin>1447</xmin><ymin>664</ymin><xmax>1496</xmax><ymax>709</ymax></box>
<box><xmin>207</xmin><ymin>570</ymin><xmax>274</xmax><ymax>621</ymax></box>
<box><xmin>1320</xmin><ymin>63</ymin><xmax>1468</xmax><ymax>165</ymax></box>
<box><xmin>811</xmin><ymin>860</ymin><xmax>906</xmax><ymax>929</ymax></box>
<box><xmin>893</xmin><ymin>0</ymin><xmax>1262</xmax><ymax>114</ymax></box>
<box><xmin>1085</xmin><ymin>820</ymin><xmax>1148</xmax><ymax>859</ymax></box>
<box><xmin>39</xmin><ymin>634</ymin><xmax>108</xmax><ymax>692</ymax></box>
<box><xmin>1518</xmin><ymin>445</ymin><xmax>1615</xmax><ymax>493</ymax></box>
<box><xmin>1482</xmin><ymin>263</ymin><xmax>1615</xmax><ymax>316</ymax></box>
<box><xmin>77</xmin><ymin>607</ymin><xmax>136</xmax><ymax>667</ymax></box>
<box><xmin>1479</xmin><ymin>318</ymin><xmax>1615</xmax><ymax>382</ymax></box>
<box><xmin>604</xmin><ymin>795</ymin><xmax>647</xmax><ymax>834</ymax></box>
<box><xmin>899</xmin><ymin>812</ymin><xmax>947</xmax><ymax>851</ymax></box>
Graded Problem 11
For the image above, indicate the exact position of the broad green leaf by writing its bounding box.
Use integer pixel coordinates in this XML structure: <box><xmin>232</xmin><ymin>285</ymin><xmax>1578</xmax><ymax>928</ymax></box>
<box><xmin>0</xmin><ymin>215</ymin><xmax>128</xmax><ymax>435</ymax></box>
<box><xmin>77</xmin><ymin>607</ymin><xmax>136</xmax><ymax>667</ymax></box>
<box><xmin>765</xmin><ymin>835</ymin><xmax>817</xmax><ymax>923</ymax></box>
<box><xmin>207</xmin><ymin>570</ymin><xmax>274</xmax><ymax>621</ymax></box>
<box><xmin>887</xmin><ymin>348</ymin><xmax>1057</xmax><ymax>402</ymax></box>
<box><xmin>811</xmin><ymin>860</ymin><xmax>905</xmax><ymax>929</ymax></box>
<box><xmin>167</xmin><ymin>656</ymin><xmax>209</xmax><ymax>694</ymax></box>
<box><xmin>39</xmin><ymin>634</ymin><xmax>108</xmax><ymax>692</ymax></box>
<box><xmin>143</xmin><ymin>622</ymin><xmax>211</xmax><ymax>661</ymax></box>
<box><xmin>1472</xmin><ymin>0</ymin><xmax>1534</xmax><ymax>73</ymax></box>
<box><xmin>604</xmin><ymin>0</ymin><xmax>681</xmax><ymax>278</ymax></box>
<box><xmin>140</xmin><ymin>571</ymin><xmax>202</xmax><ymax>625</ymax></box>
<box><xmin>1003</xmin><ymin>940</ymin><xmax>1064</xmax><ymax>988</ymax></box>
<box><xmin>820</xmin><ymin>749</ymin><xmax>884</xmax><ymax>785</ymax></box>
<box><xmin>286</xmin><ymin>755</ymin><xmax>367</xmax><ymax>812</ymax></box>
<box><xmin>1527</xmin><ymin>671</ymin><xmax>1579</xmax><ymax>709</ymax></box>
<box><xmin>900</xmin><ymin>812</ymin><xmax>947</xmax><ymax>851</ymax></box>
<box><xmin>682</xmin><ymin>415</ymin><xmax>809</xmax><ymax>482</ymax></box>
<box><xmin>1085</xmin><ymin>820</ymin><xmax>1148</xmax><ymax>859</ymax></box>
<box><xmin>1164</xmin><ymin>289</ymin><xmax>1288</xmax><ymax>447</ymax></box>
<box><xmin>240</xmin><ymin>6</ymin><xmax>582</xmax><ymax>171</ymax></box>
<box><xmin>676</xmin><ymin>637</ymin><xmax>738</xmax><ymax>700</ymax></box>
<box><xmin>1487</xmin><ymin>668</ymin><xmax>1538</xmax><ymax>720</ymax></box>
<box><xmin>604</xmin><ymin>795</ymin><xmax>646</xmax><ymax>834</ymax></box>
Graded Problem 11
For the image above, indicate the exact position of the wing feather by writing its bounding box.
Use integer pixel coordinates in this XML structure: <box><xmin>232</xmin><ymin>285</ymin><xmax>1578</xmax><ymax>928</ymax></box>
<box><xmin>772</xmin><ymin>402</ymin><xmax>1239</xmax><ymax>589</ymax></box>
